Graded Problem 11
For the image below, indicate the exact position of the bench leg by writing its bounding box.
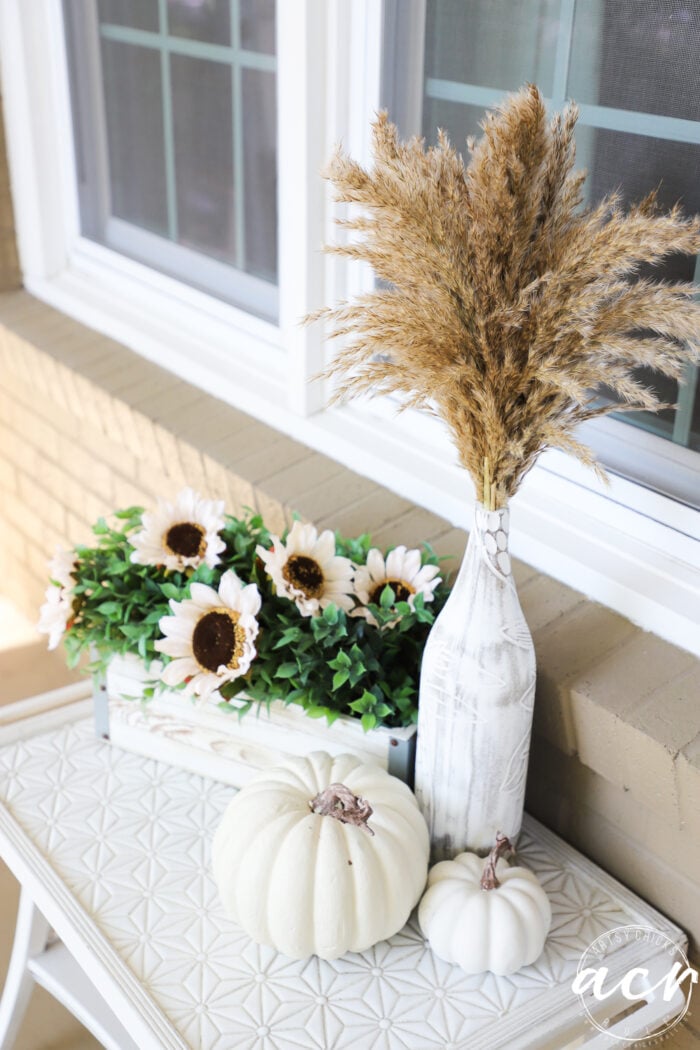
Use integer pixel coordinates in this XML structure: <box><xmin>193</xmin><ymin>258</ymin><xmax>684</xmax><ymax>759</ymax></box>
<box><xmin>0</xmin><ymin>887</ymin><xmax>51</xmax><ymax>1050</ymax></box>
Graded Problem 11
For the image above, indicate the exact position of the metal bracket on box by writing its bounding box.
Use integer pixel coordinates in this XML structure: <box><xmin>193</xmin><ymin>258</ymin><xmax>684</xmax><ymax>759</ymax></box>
<box><xmin>92</xmin><ymin>671</ymin><xmax>110</xmax><ymax>741</ymax></box>
<box><xmin>89</xmin><ymin>644</ymin><xmax>110</xmax><ymax>741</ymax></box>
<box><xmin>387</xmin><ymin>733</ymin><xmax>416</xmax><ymax>788</ymax></box>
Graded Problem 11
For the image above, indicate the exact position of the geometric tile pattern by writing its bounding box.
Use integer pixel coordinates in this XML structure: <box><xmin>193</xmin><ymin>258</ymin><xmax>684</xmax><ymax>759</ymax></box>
<box><xmin>0</xmin><ymin>719</ymin><xmax>684</xmax><ymax>1049</ymax></box>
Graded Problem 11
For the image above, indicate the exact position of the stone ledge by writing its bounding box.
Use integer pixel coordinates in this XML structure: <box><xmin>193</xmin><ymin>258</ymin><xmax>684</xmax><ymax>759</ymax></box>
<box><xmin>527</xmin><ymin>733</ymin><xmax>700</xmax><ymax>952</ymax></box>
<box><xmin>0</xmin><ymin>290</ymin><xmax>699</xmax><ymax>927</ymax></box>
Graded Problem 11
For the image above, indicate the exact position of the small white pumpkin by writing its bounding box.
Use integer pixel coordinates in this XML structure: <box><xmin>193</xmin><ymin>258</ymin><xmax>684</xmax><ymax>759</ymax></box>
<box><xmin>418</xmin><ymin>834</ymin><xmax>551</xmax><ymax>976</ymax></box>
<box><xmin>212</xmin><ymin>751</ymin><xmax>430</xmax><ymax>960</ymax></box>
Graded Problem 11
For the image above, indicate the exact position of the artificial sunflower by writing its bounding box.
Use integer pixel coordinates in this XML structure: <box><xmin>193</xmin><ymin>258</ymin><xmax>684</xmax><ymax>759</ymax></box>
<box><xmin>256</xmin><ymin>520</ymin><xmax>354</xmax><ymax>617</ymax></box>
<box><xmin>155</xmin><ymin>570</ymin><xmax>261</xmax><ymax>699</ymax></box>
<box><xmin>130</xmin><ymin>487</ymin><xmax>226</xmax><ymax>572</ymax></box>
<box><xmin>37</xmin><ymin>546</ymin><xmax>77</xmax><ymax>650</ymax></box>
<box><xmin>354</xmin><ymin>546</ymin><xmax>441</xmax><ymax>626</ymax></box>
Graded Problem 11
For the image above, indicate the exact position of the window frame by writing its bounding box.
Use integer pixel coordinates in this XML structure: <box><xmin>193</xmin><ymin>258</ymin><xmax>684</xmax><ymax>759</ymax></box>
<box><xmin>64</xmin><ymin>1</ymin><xmax>280</xmax><ymax>320</ymax></box>
<box><xmin>1</xmin><ymin>0</ymin><xmax>698</xmax><ymax>656</ymax></box>
<box><xmin>383</xmin><ymin>0</ymin><xmax>700</xmax><ymax>487</ymax></box>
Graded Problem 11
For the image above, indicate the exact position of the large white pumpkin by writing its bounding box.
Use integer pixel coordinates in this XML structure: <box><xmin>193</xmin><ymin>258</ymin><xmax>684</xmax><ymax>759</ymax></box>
<box><xmin>418</xmin><ymin>835</ymin><xmax>551</xmax><ymax>976</ymax></box>
<box><xmin>212</xmin><ymin>751</ymin><xmax>430</xmax><ymax>960</ymax></box>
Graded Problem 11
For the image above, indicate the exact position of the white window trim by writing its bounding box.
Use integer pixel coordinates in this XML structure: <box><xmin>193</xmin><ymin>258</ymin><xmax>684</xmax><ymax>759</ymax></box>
<box><xmin>1</xmin><ymin>0</ymin><xmax>698</xmax><ymax>656</ymax></box>
<box><xmin>104</xmin><ymin>218</ymin><xmax>279</xmax><ymax>321</ymax></box>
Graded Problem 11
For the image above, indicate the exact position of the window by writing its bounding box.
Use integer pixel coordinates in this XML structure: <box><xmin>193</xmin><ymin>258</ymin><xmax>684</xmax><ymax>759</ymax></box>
<box><xmin>383</xmin><ymin>0</ymin><xmax>700</xmax><ymax>508</ymax></box>
<box><xmin>0</xmin><ymin>0</ymin><xmax>698</xmax><ymax>651</ymax></box>
<box><xmin>63</xmin><ymin>0</ymin><xmax>278</xmax><ymax>320</ymax></box>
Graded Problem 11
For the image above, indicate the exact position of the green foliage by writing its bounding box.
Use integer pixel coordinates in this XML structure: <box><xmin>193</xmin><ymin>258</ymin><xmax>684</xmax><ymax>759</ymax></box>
<box><xmin>48</xmin><ymin>502</ymin><xmax>451</xmax><ymax>730</ymax></box>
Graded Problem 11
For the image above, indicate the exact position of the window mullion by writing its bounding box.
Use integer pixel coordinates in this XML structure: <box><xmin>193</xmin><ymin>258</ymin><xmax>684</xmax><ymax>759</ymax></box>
<box><xmin>673</xmin><ymin>364</ymin><xmax>698</xmax><ymax>447</ymax></box>
<box><xmin>230</xmin><ymin>0</ymin><xmax>245</xmax><ymax>270</ymax></box>
<box><xmin>381</xmin><ymin>0</ymin><xmax>426</xmax><ymax>138</ymax></box>
<box><xmin>550</xmin><ymin>0</ymin><xmax>576</xmax><ymax>106</ymax></box>
<box><xmin>310</xmin><ymin>0</ymin><xmax>385</xmax><ymax>413</ymax></box>
<box><xmin>335</xmin><ymin>0</ymin><xmax>383</xmax><ymax>308</ymax></box>
<box><xmin>277</xmin><ymin>0</ymin><xmax>329</xmax><ymax>416</ymax></box>
<box><xmin>157</xmin><ymin>0</ymin><xmax>178</xmax><ymax>243</ymax></box>
<box><xmin>673</xmin><ymin>252</ymin><xmax>700</xmax><ymax>448</ymax></box>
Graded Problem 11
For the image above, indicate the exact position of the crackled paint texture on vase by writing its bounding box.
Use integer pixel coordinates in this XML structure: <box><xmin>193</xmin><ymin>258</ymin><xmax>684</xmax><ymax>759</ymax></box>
<box><xmin>415</xmin><ymin>504</ymin><xmax>536</xmax><ymax>859</ymax></box>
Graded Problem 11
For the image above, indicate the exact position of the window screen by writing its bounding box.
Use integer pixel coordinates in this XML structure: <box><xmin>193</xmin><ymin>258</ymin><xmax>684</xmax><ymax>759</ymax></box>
<box><xmin>63</xmin><ymin>0</ymin><xmax>278</xmax><ymax>321</ymax></box>
<box><xmin>382</xmin><ymin>0</ymin><xmax>700</xmax><ymax>473</ymax></box>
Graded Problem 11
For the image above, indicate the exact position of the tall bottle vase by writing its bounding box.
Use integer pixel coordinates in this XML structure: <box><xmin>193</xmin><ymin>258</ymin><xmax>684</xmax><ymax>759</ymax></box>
<box><xmin>414</xmin><ymin>502</ymin><xmax>536</xmax><ymax>860</ymax></box>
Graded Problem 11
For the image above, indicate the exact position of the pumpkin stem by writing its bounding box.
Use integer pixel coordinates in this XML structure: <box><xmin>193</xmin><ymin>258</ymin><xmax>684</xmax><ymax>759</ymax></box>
<box><xmin>309</xmin><ymin>782</ymin><xmax>375</xmax><ymax>836</ymax></box>
<box><xmin>480</xmin><ymin>832</ymin><xmax>513</xmax><ymax>890</ymax></box>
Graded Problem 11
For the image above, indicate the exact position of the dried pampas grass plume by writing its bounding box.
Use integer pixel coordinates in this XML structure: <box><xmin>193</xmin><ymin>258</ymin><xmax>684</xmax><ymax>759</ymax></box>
<box><xmin>307</xmin><ymin>85</ymin><xmax>700</xmax><ymax>509</ymax></box>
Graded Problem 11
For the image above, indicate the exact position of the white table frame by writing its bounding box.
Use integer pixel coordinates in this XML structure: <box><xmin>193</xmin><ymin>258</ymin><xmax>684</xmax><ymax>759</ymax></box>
<box><xmin>0</xmin><ymin>886</ymin><xmax>139</xmax><ymax>1050</ymax></box>
<box><xmin>0</xmin><ymin>690</ymin><xmax>691</xmax><ymax>1050</ymax></box>
<box><xmin>0</xmin><ymin>688</ymin><xmax>181</xmax><ymax>1049</ymax></box>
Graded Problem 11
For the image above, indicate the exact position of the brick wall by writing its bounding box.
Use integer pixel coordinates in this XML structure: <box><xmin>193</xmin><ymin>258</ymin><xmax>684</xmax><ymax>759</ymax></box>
<box><xmin>1</xmin><ymin>291</ymin><xmax>700</xmax><ymax>958</ymax></box>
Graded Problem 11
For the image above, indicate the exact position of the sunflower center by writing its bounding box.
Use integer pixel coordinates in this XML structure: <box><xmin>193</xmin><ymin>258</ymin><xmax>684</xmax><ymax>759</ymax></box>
<box><xmin>164</xmin><ymin>522</ymin><xmax>206</xmax><ymax>559</ymax></box>
<box><xmin>192</xmin><ymin>608</ymin><xmax>245</xmax><ymax>673</ymax></box>
<box><xmin>282</xmin><ymin>555</ymin><xmax>325</xmax><ymax>599</ymax></box>
<box><xmin>369</xmin><ymin>578</ymin><xmax>415</xmax><ymax>605</ymax></box>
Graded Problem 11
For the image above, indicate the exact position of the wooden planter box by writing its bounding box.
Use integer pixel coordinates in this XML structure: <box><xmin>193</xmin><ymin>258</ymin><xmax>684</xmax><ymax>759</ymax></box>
<box><xmin>93</xmin><ymin>653</ymin><xmax>417</xmax><ymax>788</ymax></box>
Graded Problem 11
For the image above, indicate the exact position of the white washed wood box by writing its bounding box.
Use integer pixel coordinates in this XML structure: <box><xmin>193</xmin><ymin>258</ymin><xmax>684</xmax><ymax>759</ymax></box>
<box><xmin>94</xmin><ymin>654</ymin><xmax>417</xmax><ymax>787</ymax></box>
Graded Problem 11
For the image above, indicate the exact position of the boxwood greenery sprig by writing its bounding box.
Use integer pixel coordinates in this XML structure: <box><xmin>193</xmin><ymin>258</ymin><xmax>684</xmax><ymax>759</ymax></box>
<box><xmin>228</xmin><ymin>538</ymin><xmax>445</xmax><ymax>730</ymax></box>
<box><xmin>39</xmin><ymin>491</ymin><xmax>449</xmax><ymax>731</ymax></box>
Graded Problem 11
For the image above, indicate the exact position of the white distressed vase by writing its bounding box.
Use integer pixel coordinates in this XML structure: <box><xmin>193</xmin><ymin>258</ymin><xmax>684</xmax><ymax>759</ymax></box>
<box><xmin>414</xmin><ymin>502</ymin><xmax>536</xmax><ymax>859</ymax></box>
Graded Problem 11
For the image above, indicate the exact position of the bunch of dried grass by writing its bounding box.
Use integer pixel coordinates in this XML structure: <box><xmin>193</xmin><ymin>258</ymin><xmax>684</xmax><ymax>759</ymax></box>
<box><xmin>309</xmin><ymin>85</ymin><xmax>700</xmax><ymax>509</ymax></box>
